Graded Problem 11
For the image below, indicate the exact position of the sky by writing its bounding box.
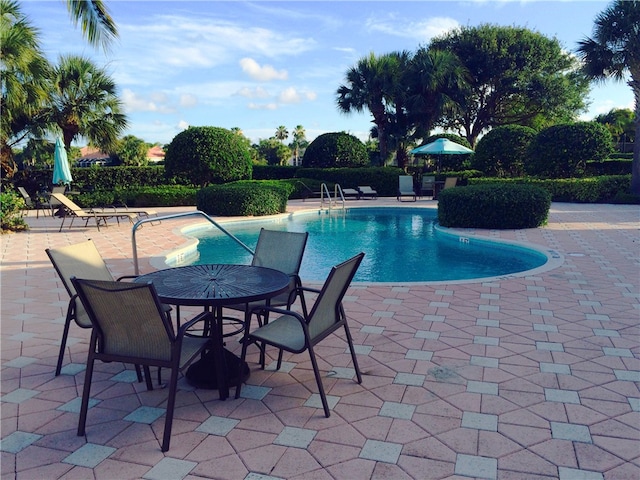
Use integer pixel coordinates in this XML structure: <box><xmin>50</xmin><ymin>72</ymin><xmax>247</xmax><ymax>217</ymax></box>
<box><xmin>21</xmin><ymin>0</ymin><xmax>634</xmax><ymax>147</ymax></box>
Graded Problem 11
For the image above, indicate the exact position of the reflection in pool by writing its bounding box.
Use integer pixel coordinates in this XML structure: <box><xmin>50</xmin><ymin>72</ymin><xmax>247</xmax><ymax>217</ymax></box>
<box><xmin>181</xmin><ymin>208</ymin><xmax>550</xmax><ymax>283</ymax></box>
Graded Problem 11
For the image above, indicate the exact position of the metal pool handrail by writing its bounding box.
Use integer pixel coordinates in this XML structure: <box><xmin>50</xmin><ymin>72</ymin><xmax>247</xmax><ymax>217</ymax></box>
<box><xmin>131</xmin><ymin>210</ymin><xmax>254</xmax><ymax>275</ymax></box>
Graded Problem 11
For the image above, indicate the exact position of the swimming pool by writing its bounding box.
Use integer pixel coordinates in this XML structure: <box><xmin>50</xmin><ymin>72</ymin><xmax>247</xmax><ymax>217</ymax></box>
<box><xmin>176</xmin><ymin>207</ymin><xmax>554</xmax><ymax>284</ymax></box>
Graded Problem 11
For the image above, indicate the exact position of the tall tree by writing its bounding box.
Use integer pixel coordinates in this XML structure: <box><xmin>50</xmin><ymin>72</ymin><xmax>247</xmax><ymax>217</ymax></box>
<box><xmin>576</xmin><ymin>0</ymin><xmax>640</xmax><ymax>195</ymax></box>
<box><xmin>65</xmin><ymin>0</ymin><xmax>118</xmax><ymax>51</ymax></box>
<box><xmin>275</xmin><ymin>125</ymin><xmax>289</xmax><ymax>143</ymax></box>
<box><xmin>431</xmin><ymin>25</ymin><xmax>589</xmax><ymax>147</ymax></box>
<box><xmin>595</xmin><ymin>108</ymin><xmax>635</xmax><ymax>146</ymax></box>
<box><xmin>0</xmin><ymin>0</ymin><xmax>51</xmax><ymax>176</ymax></box>
<box><xmin>44</xmin><ymin>54</ymin><xmax>128</xmax><ymax>152</ymax></box>
<box><xmin>291</xmin><ymin>125</ymin><xmax>306</xmax><ymax>166</ymax></box>
<box><xmin>337</xmin><ymin>52</ymin><xmax>397</xmax><ymax>163</ymax></box>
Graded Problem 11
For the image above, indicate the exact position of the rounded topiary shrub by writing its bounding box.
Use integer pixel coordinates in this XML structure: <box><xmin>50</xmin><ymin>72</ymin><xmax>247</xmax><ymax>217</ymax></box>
<box><xmin>164</xmin><ymin>126</ymin><xmax>252</xmax><ymax>187</ymax></box>
<box><xmin>473</xmin><ymin>125</ymin><xmax>536</xmax><ymax>177</ymax></box>
<box><xmin>302</xmin><ymin>132</ymin><xmax>368</xmax><ymax>168</ymax></box>
<box><xmin>525</xmin><ymin>122</ymin><xmax>613</xmax><ymax>178</ymax></box>
<box><xmin>437</xmin><ymin>184</ymin><xmax>551</xmax><ymax>229</ymax></box>
<box><xmin>197</xmin><ymin>181</ymin><xmax>292</xmax><ymax>216</ymax></box>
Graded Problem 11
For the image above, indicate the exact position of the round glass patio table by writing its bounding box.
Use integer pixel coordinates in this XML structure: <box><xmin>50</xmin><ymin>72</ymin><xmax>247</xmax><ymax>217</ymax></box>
<box><xmin>134</xmin><ymin>264</ymin><xmax>290</xmax><ymax>399</ymax></box>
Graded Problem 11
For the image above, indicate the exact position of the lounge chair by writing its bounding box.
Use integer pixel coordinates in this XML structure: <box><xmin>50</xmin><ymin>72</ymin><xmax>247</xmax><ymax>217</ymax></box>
<box><xmin>419</xmin><ymin>176</ymin><xmax>435</xmax><ymax>198</ymax></box>
<box><xmin>17</xmin><ymin>186</ymin><xmax>49</xmax><ymax>218</ymax></box>
<box><xmin>50</xmin><ymin>192</ymin><xmax>136</xmax><ymax>231</ymax></box>
<box><xmin>397</xmin><ymin>175</ymin><xmax>416</xmax><ymax>202</ymax></box>
<box><xmin>341</xmin><ymin>188</ymin><xmax>360</xmax><ymax>199</ymax></box>
<box><xmin>443</xmin><ymin>177</ymin><xmax>458</xmax><ymax>190</ymax></box>
<box><xmin>236</xmin><ymin>252</ymin><xmax>365</xmax><ymax>417</ymax></box>
<box><xmin>357</xmin><ymin>185</ymin><xmax>378</xmax><ymax>199</ymax></box>
<box><xmin>72</xmin><ymin>278</ymin><xmax>211</xmax><ymax>452</ymax></box>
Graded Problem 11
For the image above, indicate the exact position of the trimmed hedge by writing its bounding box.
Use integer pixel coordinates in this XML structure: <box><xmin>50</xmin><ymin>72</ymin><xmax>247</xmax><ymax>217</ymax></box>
<box><xmin>73</xmin><ymin>185</ymin><xmax>198</xmax><ymax>208</ymax></box>
<box><xmin>438</xmin><ymin>184</ymin><xmax>551</xmax><ymax>229</ymax></box>
<box><xmin>302</xmin><ymin>132</ymin><xmax>368</xmax><ymax>168</ymax></box>
<box><xmin>196</xmin><ymin>181</ymin><xmax>293</xmax><ymax>216</ymax></box>
<box><xmin>295</xmin><ymin>167</ymin><xmax>404</xmax><ymax>196</ymax></box>
<box><xmin>468</xmin><ymin>175</ymin><xmax>632</xmax><ymax>203</ymax></box>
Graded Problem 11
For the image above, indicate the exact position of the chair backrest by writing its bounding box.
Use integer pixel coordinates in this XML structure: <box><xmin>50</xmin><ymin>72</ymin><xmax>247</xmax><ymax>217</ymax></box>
<box><xmin>71</xmin><ymin>278</ymin><xmax>173</xmax><ymax>361</ymax></box>
<box><xmin>49</xmin><ymin>186</ymin><xmax>66</xmax><ymax>207</ymax></box>
<box><xmin>399</xmin><ymin>175</ymin><xmax>414</xmax><ymax>192</ymax></box>
<box><xmin>252</xmin><ymin>229</ymin><xmax>309</xmax><ymax>304</ymax></box>
<box><xmin>443</xmin><ymin>177</ymin><xmax>457</xmax><ymax>189</ymax></box>
<box><xmin>46</xmin><ymin>240</ymin><xmax>114</xmax><ymax>327</ymax></box>
<box><xmin>50</xmin><ymin>193</ymin><xmax>81</xmax><ymax>212</ymax></box>
<box><xmin>422</xmin><ymin>176</ymin><xmax>435</xmax><ymax>188</ymax></box>
<box><xmin>358</xmin><ymin>186</ymin><xmax>375</xmax><ymax>193</ymax></box>
<box><xmin>17</xmin><ymin>187</ymin><xmax>33</xmax><ymax>206</ymax></box>
<box><xmin>306</xmin><ymin>252</ymin><xmax>364</xmax><ymax>341</ymax></box>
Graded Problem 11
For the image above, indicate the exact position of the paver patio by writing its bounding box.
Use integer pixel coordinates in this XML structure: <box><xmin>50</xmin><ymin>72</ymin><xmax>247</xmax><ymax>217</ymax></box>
<box><xmin>1</xmin><ymin>198</ymin><xmax>638</xmax><ymax>480</ymax></box>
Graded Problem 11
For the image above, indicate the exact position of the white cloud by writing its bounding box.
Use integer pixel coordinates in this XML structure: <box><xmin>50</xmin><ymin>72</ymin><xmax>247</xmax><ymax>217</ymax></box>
<box><xmin>278</xmin><ymin>87</ymin><xmax>301</xmax><ymax>104</ymax></box>
<box><xmin>248</xmin><ymin>102</ymin><xmax>278</xmax><ymax>110</ymax></box>
<box><xmin>240</xmin><ymin>58</ymin><xmax>288</xmax><ymax>81</ymax></box>
<box><xmin>236</xmin><ymin>86</ymin><xmax>271</xmax><ymax>99</ymax></box>
<box><xmin>121</xmin><ymin>89</ymin><xmax>175</xmax><ymax>114</ymax></box>
<box><xmin>177</xmin><ymin>120</ymin><xmax>190</xmax><ymax>130</ymax></box>
<box><xmin>365</xmin><ymin>15</ymin><xmax>460</xmax><ymax>43</ymax></box>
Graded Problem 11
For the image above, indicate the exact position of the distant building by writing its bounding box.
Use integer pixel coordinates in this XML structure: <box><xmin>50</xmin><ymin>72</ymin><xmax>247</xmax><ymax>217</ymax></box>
<box><xmin>74</xmin><ymin>145</ymin><xmax>165</xmax><ymax>167</ymax></box>
<box><xmin>147</xmin><ymin>145</ymin><xmax>165</xmax><ymax>163</ymax></box>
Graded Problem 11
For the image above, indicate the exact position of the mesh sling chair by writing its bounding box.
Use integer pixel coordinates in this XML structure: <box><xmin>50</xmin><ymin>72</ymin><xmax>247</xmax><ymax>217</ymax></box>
<box><xmin>72</xmin><ymin>278</ymin><xmax>212</xmax><ymax>452</ymax></box>
<box><xmin>236</xmin><ymin>252</ymin><xmax>365</xmax><ymax>417</ymax></box>
<box><xmin>46</xmin><ymin>239</ymin><xmax>171</xmax><ymax>383</ymax></box>
<box><xmin>222</xmin><ymin>229</ymin><xmax>309</xmax><ymax>366</ymax></box>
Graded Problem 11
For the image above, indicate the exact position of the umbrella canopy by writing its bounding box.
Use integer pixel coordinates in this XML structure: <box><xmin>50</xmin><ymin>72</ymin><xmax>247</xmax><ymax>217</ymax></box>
<box><xmin>53</xmin><ymin>137</ymin><xmax>73</xmax><ymax>185</ymax></box>
<box><xmin>410</xmin><ymin>138</ymin><xmax>474</xmax><ymax>155</ymax></box>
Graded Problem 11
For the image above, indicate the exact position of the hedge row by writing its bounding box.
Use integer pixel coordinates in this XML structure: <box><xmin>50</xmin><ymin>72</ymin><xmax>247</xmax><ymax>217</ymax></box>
<box><xmin>196</xmin><ymin>181</ymin><xmax>293</xmax><ymax>216</ymax></box>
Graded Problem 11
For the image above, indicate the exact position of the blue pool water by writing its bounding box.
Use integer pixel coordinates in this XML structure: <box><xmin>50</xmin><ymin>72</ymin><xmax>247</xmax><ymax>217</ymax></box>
<box><xmin>188</xmin><ymin>207</ymin><xmax>548</xmax><ymax>283</ymax></box>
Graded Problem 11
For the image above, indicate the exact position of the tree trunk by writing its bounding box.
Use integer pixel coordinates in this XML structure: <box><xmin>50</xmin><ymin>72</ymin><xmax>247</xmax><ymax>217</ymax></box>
<box><xmin>630</xmin><ymin>76</ymin><xmax>640</xmax><ymax>196</ymax></box>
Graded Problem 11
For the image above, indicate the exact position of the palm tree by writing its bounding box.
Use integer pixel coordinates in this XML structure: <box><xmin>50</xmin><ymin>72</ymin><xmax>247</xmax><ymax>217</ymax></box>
<box><xmin>0</xmin><ymin>0</ymin><xmax>51</xmax><ymax>176</ymax></box>
<box><xmin>275</xmin><ymin>125</ymin><xmax>289</xmax><ymax>143</ymax></box>
<box><xmin>66</xmin><ymin>0</ymin><xmax>118</xmax><ymax>51</ymax></box>
<box><xmin>45</xmin><ymin>55</ymin><xmax>128</xmax><ymax>152</ymax></box>
<box><xmin>576</xmin><ymin>0</ymin><xmax>640</xmax><ymax>195</ymax></box>
<box><xmin>291</xmin><ymin>125</ymin><xmax>306</xmax><ymax>165</ymax></box>
<box><xmin>337</xmin><ymin>52</ymin><xmax>395</xmax><ymax>162</ymax></box>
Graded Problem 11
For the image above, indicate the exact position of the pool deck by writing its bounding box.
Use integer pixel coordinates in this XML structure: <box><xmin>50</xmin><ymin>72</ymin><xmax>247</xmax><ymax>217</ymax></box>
<box><xmin>1</xmin><ymin>198</ymin><xmax>638</xmax><ymax>480</ymax></box>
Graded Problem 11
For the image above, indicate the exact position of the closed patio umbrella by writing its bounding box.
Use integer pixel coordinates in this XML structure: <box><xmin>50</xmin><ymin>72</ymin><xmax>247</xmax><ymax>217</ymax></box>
<box><xmin>53</xmin><ymin>137</ymin><xmax>73</xmax><ymax>185</ymax></box>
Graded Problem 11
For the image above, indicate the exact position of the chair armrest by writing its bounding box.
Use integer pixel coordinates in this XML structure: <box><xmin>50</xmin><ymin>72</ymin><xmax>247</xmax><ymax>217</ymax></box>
<box><xmin>116</xmin><ymin>275</ymin><xmax>138</xmax><ymax>282</ymax></box>
<box><xmin>177</xmin><ymin>311</ymin><xmax>215</xmax><ymax>339</ymax></box>
<box><xmin>249</xmin><ymin>305</ymin><xmax>306</xmax><ymax>324</ymax></box>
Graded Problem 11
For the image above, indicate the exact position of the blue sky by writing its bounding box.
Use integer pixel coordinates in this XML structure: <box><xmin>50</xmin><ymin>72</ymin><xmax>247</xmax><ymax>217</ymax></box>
<box><xmin>22</xmin><ymin>0</ymin><xmax>633</xmax><ymax>146</ymax></box>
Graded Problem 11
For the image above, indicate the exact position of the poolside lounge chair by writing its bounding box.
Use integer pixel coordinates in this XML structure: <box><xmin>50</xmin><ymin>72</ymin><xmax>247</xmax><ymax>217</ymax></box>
<box><xmin>17</xmin><ymin>186</ymin><xmax>49</xmax><ymax>218</ymax></box>
<box><xmin>419</xmin><ymin>176</ymin><xmax>435</xmax><ymax>198</ymax></box>
<box><xmin>236</xmin><ymin>252</ymin><xmax>365</xmax><ymax>417</ymax></box>
<box><xmin>443</xmin><ymin>177</ymin><xmax>458</xmax><ymax>190</ymax></box>
<box><xmin>51</xmin><ymin>192</ymin><xmax>137</xmax><ymax>231</ymax></box>
<box><xmin>358</xmin><ymin>185</ymin><xmax>378</xmax><ymax>199</ymax></box>
<box><xmin>397</xmin><ymin>175</ymin><xmax>416</xmax><ymax>202</ymax></box>
<box><xmin>72</xmin><ymin>278</ymin><xmax>211</xmax><ymax>452</ymax></box>
<box><xmin>341</xmin><ymin>188</ymin><xmax>361</xmax><ymax>199</ymax></box>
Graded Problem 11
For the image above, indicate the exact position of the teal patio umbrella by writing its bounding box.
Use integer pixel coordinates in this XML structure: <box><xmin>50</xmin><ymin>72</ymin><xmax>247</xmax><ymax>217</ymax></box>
<box><xmin>410</xmin><ymin>138</ymin><xmax>474</xmax><ymax>172</ymax></box>
<box><xmin>52</xmin><ymin>137</ymin><xmax>72</xmax><ymax>185</ymax></box>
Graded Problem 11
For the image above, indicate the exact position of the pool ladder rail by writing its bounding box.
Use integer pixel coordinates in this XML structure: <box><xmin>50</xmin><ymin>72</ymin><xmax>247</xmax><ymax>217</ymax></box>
<box><xmin>131</xmin><ymin>210</ymin><xmax>255</xmax><ymax>275</ymax></box>
<box><xmin>320</xmin><ymin>183</ymin><xmax>347</xmax><ymax>211</ymax></box>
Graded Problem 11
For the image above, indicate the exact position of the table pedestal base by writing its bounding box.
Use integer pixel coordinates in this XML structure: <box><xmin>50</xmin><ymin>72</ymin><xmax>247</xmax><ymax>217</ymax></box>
<box><xmin>186</xmin><ymin>349</ymin><xmax>250</xmax><ymax>390</ymax></box>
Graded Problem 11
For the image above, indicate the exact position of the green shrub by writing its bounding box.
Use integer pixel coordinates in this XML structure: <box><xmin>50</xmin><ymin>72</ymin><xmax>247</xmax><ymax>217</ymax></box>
<box><xmin>526</xmin><ymin>122</ymin><xmax>614</xmax><ymax>177</ymax></box>
<box><xmin>473</xmin><ymin>125</ymin><xmax>536</xmax><ymax>177</ymax></box>
<box><xmin>197</xmin><ymin>181</ymin><xmax>293</xmax><ymax>216</ymax></box>
<box><xmin>302</xmin><ymin>132</ymin><xmax>368</xmax><ymax>168</ymax></box>
<box><xmin>438</xmin><ymin>184</ymin><xmax>551</xmax><ymax>229</ymax></box>
<box><xmin>295</xmin><ymin>166</ymin><xmax>403</xmax><ymax>196</ymax></box>
<box><xmin>73</xmin><ymin>185</ymin><xmax>198</xmax><ymax>208</ymax></box>
<box><xmin>164</xmin><ymin>126</ymin><xmax>252</xmax><ymax>186</ymax></box>
<box><xmin>1</xmin><ymin>192</ymin><xmax>28</xmax><ymax>232</ymax></box>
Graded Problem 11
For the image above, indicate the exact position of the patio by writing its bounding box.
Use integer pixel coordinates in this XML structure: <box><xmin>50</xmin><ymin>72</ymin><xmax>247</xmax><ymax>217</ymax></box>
<box><xmin>1</xmin><ymin>199</ymin><xmax>638</xmax><ymax>480</ymax></box>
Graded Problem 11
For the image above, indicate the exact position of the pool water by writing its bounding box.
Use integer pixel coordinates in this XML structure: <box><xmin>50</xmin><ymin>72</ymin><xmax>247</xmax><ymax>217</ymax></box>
<box><xmin>188</xmin><ymin>207</ymin><xmax>548</xmax><ymax>283</ymax></box>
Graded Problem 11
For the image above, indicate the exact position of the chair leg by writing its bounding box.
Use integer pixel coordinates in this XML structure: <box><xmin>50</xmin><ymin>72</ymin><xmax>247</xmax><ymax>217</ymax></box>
<box><xmin>307</xmin><ymin>345</ymin><xmax>330</xmax><ymax>417</ymax></box>
<box><xmin>161</xmin><ymin>365</ymin><xmax>180</xmax><ymax>452</ymax></box>
<box><xmin>235</xmin><ymin>335</ymin><xmax>251</xmax><ymax>399</ymax></box>
<box><xmin>77</xmin><ymin>350</ymin><xmax>96</xmax><ymax>436</ymax></box>
<box><xmin>343</xmin><ymin>323</ymin><xmax>363</xmax><ymax>384</ymax></box>
<box><xmin>135</xmin><ymin>364</ymin><xmax>143</xmax><ymax>382</ymax></box>
<box><xmin>143</xmin><ymin>366</ymin><xmax>153</xmax><ymax>390</ymax></box>
<box><xmin>55</xmin><ymin>313</ymin><xmax>74</xmax><ymax>376</ymax></box>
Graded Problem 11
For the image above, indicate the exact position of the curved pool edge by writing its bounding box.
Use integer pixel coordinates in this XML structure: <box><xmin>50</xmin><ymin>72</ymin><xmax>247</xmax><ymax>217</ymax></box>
<box><xmin>154</xmin><ymin>205</ymin><xmax>565</xmax><ymax>286</ymax></box>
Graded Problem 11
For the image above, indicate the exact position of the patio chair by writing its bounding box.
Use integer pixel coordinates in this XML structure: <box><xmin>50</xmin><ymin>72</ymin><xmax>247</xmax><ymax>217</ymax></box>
<box><xmin>397</xmin><ymin>175</ymin><xmax>416</xmax><ymax>202</ymax></box>
<box><xmin>72</xmin><ymin>278</ymin><xmax>212</xmax><ymax>452</ymax></box>
<box><xmin>420</xmin><ymin>176</ymin><xmax>435</xmax><ymax>198</ymax></box>
<box><xmin>17</xmin><ymin>186</ymin><xmax>49</xmax><ymax>218</ymax></box>
<box><xmin>443</xmin><ymin>177</ymin><xmax>458</xmax><ymax>190</ymax></box>
<box><xmin>223</xmin><ymin>229</ymin><xmax>309</xmax><ymax>366</ymax></box>
<box><xmin>50</xmin><ymin>192</ymin><xmax>137</xmax><ymax>232</ymax></box>
<box><xmin>46</xmin><ymin>239</ymin><xmax>171</xmax><ymax>378</ymax></box>
<box><xmin>357</xmin><ymin>185</ymin><xmax>378</xmax><ymax>199</ymax></box>
<box><xmin>47</xmin><ymin>186</ymin><xmax>67</xmax><ymax>217</ymax></box>
<box><xmin>236</xmin><ymin>252</ymin><xmax>365</xmax><ymax>417</ymax></box>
